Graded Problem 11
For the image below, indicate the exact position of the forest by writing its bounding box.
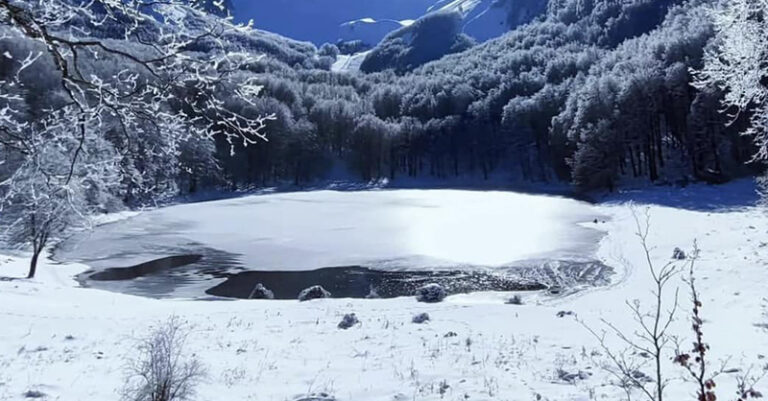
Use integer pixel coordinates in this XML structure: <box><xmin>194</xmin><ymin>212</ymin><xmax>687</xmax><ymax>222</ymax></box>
<box><xmin>210</xmin><ymin>0</ymin><xmax>760</xmax><ymax>192</ymax></box>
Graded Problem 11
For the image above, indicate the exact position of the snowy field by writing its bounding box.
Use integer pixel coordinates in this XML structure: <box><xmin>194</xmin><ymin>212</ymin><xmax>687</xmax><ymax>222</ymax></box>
<box><xmin>2</xmin><ymin>181</ymin><xmax>768</xmax><ymax>401</ymax></box>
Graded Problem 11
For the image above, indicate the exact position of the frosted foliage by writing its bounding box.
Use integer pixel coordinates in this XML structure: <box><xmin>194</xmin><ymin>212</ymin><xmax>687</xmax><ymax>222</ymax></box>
<box><xmin>694</xmin><ymin>0</ymin><xmax>768</xmax><ymax>160</ymax></box>
<box><xmin>0</xmin><ymin>0</ymin><xmax>271</xmax><ymax>273</ymax></box>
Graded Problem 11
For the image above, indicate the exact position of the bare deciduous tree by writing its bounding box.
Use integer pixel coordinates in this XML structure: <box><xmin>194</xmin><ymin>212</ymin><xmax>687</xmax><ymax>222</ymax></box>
<box><xmin>672</xmin><ymin>241</ymin><xmax>722</xmax><ymax>401</ymax></box>
<box><xmin>582</xmin><ymin>208</ymin><xmax>682</xmax><ymax>401</ymax></box>
<box><xmin>584</xmin><ymin>211</ymin><xmax>767</xmax><ymax>401</ymax></box>
<box><xmin>673</xmin><ymin>242</ymin><xmax>767</xmax><ymax>401</ymax></box>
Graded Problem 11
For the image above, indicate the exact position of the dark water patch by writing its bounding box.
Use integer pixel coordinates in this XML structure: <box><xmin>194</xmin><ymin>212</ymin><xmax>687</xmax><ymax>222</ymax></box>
<box><xmin>73</xmin><ymin>250</ymin><xmax>614</xmax><ymax>300</ymax></box>
<box><xmin>205</xmin><ymin>266</ymin><xmax>547</xmax><ymax>300</ymax></box>
<box><xmin>74</xmin><ymin>247</ymin><xmax>243</xmax><ymax>299</ymax></box>
<box><xmin>89</xmin><ymin>255</ymin><xmax>203</xmax><ymax>281</ymax></box>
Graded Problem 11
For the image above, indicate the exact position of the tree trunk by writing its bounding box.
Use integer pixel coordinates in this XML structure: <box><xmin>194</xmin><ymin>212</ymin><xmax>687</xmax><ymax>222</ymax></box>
<box><xmin>28</xmin><ymin>247</ymin><xmax>41</xmax><ymax>279</ymax></box>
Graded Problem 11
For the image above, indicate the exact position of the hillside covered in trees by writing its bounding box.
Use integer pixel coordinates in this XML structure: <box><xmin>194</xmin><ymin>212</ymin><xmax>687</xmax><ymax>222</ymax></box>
<box><xmin>0</xmin><ymin>0</ymin><xmax>762</xmax><ymax>215</ymax></box>
<box><xmin>211</xmin><ymin>0</ymin><xmax>759</xmax><ymax>193</ymax></box>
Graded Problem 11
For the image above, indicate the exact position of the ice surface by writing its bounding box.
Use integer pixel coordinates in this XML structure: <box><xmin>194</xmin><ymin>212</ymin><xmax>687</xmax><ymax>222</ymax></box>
<box><xmin>56</xmin><ymin>190</ymin><xmax>605</xmax><ymax>273</ymax></box>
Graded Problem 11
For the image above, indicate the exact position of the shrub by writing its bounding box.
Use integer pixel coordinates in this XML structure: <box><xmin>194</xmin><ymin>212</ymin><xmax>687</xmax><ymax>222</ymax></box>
<box><xmin>337</xmin><ymin>313</ymin><xmax>360</xmax><ymax>329</ymax></box>
<box><xmin>506</xmin><ymin>295</ymin><xmax>523</xmax><ymax>305</ymax></box>
<box><xmin>415</xmin><ymin>283</ymin><xmax>446</xmax><ymax>303</ymax></box>
<box><xmin>298</xmin><ymin>285</ymin><xmax>332</xmax><ymax>301</ymax></box>
<box><xmin>121</xmin><ymin>317</ymin><xmax>205</xmax><ymax>401</ymax></box>
<box><xmin>412</xmin><ymin>312</ymin><xmax>431</xmax><ymax>324</ymax></box>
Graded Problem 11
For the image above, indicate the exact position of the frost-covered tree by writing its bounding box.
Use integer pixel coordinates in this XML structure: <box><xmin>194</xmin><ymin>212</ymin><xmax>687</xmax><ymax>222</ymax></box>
<box><xmin>349</xmin><ymin>114</ymin><xmax>397</xmax><ymax>180</ymax></box>
<box><xmin>190</xmin><ymin>0</ymin><xmax>234</xmax><ymax>17</ymax></box>
<box><xmin>0</xmin><ymin>121</ymin><xmax>122</xmax><ymax>278</ymax></box>
<box><xmin>0</xmin><ymin>0</ymin><xmax>271</xmax><ymax>277</ymax></box>
<box><xmin>694</xmin><ymin>0</ymin><xmax>768</xmax><ymax>160</ymax></box>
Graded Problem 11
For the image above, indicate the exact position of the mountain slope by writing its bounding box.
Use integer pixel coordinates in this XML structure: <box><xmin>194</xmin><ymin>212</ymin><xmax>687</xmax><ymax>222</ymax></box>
<box><xmin>359</xmin><ymin>11</ymin><xmax>477</xmax><ymax>73</ymax></box>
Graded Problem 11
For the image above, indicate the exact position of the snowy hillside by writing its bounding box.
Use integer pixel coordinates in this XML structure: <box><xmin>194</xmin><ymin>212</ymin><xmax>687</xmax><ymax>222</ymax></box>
<box><xmin>232</xmin><ymin>0</ymin><xmax>545</xmax><ymax>46</ymax></box>
<box><xmin>433</xmin><ymin>0</ymin><xmax>547</xmax><ymax>42</ymax></box>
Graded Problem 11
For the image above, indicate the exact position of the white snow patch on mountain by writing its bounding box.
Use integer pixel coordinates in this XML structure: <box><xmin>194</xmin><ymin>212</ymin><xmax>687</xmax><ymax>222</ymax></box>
<box><xmin>331</xmin><ymin>51</ymin><xmax>371</xmax><ymax>72</ymax></box>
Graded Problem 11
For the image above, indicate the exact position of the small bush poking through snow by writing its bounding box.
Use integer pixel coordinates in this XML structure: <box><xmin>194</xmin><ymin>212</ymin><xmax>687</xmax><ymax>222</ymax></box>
<box><xmin>412</xmin><ymin>312</ymin><xmax>430</xmax><ymax>324</ymax></box>
<box><xmin>121</xmin><ymin>316</ymin><xmax>205</xmax><ymax>401</ymax></box>
<box><xmin>248</xmin><ymin>283</ymin><xmax>274</xmax><ymax>299</ymax></box>
<box><xmin>555</xmin><ymin>368</ymin><xmax>592</xmax><ymax>384</ymax></box>
<box><xmin>23</xmin><ymin>390</ymin><xmax>45</xmax><ymax>399</ymax></box>
<box><xmin>295</xmin><ymin>393</ymin><xmax>336</xmax><ymax>401</ymax></box>
<box><xmin>415</xmin><ymin>283</ymin><xmax>446</xmax><ymax>303</ymax></box>
<box><xmin>506</xmin><ymin>295</ymin><xmax>523</xmax><ymax>305</ymax></box>
<box><xmin>298</xmin><ymin>285</ymin><xmax>331</xmax><ymax>301</ymax></box>
<box><xmin>337</xmin><ymin>313</ymin><xmax>360</xmax><ymax>329</ymax></box>
<box><xmin>672</xmin><ymin>247</ymin><xmax>686</xmax><ymax>260</ymax></box>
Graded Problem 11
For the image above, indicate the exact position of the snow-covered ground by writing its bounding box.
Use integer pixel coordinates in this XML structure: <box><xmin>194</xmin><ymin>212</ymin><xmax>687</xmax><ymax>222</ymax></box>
<box><xmin>2</xmin><ymin>181</ymin><xmax>767</xmax><ymax>401</ymax></box>
<box><xmin>330</xmin><ymin>51</ymin><xmax>371</xmax><ymax>73</ymax></box>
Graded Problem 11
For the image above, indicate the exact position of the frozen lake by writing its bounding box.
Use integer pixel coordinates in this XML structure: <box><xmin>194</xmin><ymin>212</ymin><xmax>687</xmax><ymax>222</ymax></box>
<box><xmin>55</xmin><ymin>190</ymin><xmax>608</xmax><ymax>298</ymax></box>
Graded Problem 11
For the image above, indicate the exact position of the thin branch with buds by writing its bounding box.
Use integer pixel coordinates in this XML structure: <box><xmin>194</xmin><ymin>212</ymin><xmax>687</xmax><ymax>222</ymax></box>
<box><xmin>581</xmin><ymin>207</ymin><xmax>682</xmax><ymax>401</ymax></box>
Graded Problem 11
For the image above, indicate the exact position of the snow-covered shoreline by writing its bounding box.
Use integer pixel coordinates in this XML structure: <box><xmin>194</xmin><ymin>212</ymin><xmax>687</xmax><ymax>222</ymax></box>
<box><xmin>2</xmin><ymin>181</ymin><xmax>766</xmax><ymax>401</ymax></box>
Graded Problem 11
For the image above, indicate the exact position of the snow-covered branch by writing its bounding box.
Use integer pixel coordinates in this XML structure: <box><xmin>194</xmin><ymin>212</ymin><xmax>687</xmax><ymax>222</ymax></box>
<box><xmin>693</xmin><ymin>0</ymin><xmax>768</xmax><ymax>161</ymax></box>
<box><xmin>0</xmin><ymin>0</ymin><xmax>272</xmax><ymax>277</ymax></box>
